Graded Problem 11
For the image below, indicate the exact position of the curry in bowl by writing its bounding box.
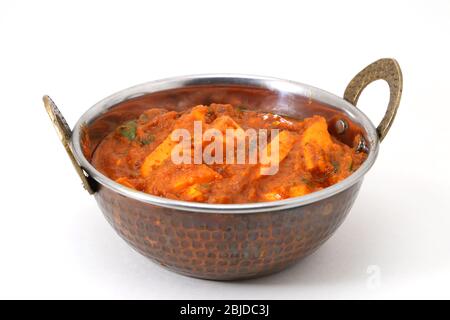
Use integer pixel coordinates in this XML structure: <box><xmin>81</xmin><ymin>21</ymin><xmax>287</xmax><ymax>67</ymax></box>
<box><xmin>44</xmin><ymin>58</ymin><xmax>402</xmax><ymax>280</ymax></box>
<box><xmin>92</xmin><ymin>103</ymin><xmax>367</xmax><ymax>204</ymax></box>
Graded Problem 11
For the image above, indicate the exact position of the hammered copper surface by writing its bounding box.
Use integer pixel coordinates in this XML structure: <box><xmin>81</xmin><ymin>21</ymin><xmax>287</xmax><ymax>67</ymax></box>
<box><xmin>96</xmin><ymin>182</ymin><xmax>361</xmax><ymax>280</ymax></box>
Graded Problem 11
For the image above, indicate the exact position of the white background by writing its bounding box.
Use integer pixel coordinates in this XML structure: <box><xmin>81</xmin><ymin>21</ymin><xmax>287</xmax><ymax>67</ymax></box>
<box><xmin>0</xmin><ymin>0</ymin><xmax>449</xmax><ymax>299</ymax></box>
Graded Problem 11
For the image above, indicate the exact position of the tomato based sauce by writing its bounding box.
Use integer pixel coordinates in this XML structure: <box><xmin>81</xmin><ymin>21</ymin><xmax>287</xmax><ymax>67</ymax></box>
<box><xmin>92</xmin><ymin>103</ymin><xmax>367</xmax><ymax>203</ymax></box>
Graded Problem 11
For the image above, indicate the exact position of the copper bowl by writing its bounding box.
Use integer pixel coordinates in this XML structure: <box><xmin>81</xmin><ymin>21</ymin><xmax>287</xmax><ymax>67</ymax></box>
<box><xmin>44</xmin><ymin>58</ymin><xmax>402</xmax><ymax>280</ymax></box>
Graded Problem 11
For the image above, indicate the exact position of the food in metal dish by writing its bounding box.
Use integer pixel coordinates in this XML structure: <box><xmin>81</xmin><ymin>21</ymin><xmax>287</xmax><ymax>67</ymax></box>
<box><xmin>43</xmin><ymin>58</ymin><xmax>403</xmax><ymax>280</ymax></box>
<box><xmin>92</xmin><ymin>103</ymin><xmax>367</xmax><ymax>203</ymax></box>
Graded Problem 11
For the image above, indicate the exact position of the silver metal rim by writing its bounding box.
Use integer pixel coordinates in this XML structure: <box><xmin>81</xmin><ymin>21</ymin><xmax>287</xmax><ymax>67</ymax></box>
<box><xmin>71</xmin><ymin>74</ymin><xmax>379</xmax><ymax>213</ymax></box>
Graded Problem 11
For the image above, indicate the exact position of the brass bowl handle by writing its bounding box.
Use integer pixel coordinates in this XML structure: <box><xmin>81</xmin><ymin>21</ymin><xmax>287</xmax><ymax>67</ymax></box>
<box><xmin>344</xmin><ymin>58</ymin><xmax>403</xmax><ymax>142</ymax></box>
<box><xmin>43</xmin><ymin>95</ymin><xmax>97</xmax><ymax>194</ymax></box>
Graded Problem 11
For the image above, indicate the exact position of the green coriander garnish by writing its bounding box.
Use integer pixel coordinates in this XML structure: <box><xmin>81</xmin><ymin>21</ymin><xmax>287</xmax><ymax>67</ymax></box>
<box><xmin>348</xmin><ymin>160</ymin><xmax>354</xmax><ymax>172</ymax></box>
<box><xmin>119</xmin><ymin>120</ymin><xmax>137</xmax><ymax>141</ymax></box>
<box><xmin>301</xmin><ymin>177</ymin><xmax>314</xmax><ymax>188</ymax></box>
<box><xmin>331</xmin><ymin>160</ymin><xmax>340</xmax><ymax>173</ymax></box>
<box><xmin>236</xmin><ymin>105</ymin><xmax>246</xmax><ymax>113</ymax></box>
<box><xmin>138</xmin><ymin>113</ymin><xmax>149</xmax><ymax>122</ymax></box>
<box><xmin>198</xmin><ymin>183</ymin><xmax>211</xmax><ymax>190</ymax></box>
<box><xmin>140</xmin><ymin>134</ymin><xmax>155</xmax><ymax>145</ymax></box>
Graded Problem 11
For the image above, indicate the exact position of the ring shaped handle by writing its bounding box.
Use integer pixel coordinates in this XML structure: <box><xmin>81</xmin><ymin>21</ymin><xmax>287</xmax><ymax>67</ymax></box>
<box><xmin>344</xmin><ymin>58</ymin><xmax>403</xmax><ymax>142</ymax></box>
<box><xmin>43</xmin><ymin>95</ymin><xmax>96</xmax><ymax>194</ymax></box>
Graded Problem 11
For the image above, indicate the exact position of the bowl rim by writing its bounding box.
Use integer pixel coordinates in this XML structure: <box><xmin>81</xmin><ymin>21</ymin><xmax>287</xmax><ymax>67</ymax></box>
<box><xmin>71</xmin><ymin>73</ymin><xmax>379</xmax><ymax>213</ymax></box>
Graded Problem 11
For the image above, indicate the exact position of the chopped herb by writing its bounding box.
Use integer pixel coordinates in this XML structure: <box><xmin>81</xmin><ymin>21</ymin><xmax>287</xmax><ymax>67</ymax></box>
<box><xmin>198</xmin><ymin>183</ymin><xmax>211</xmax><ymax>190</ymax></box>
<box><xmin>140</xmin><ymin>134</ymin><xmax>155</xmax><ymax>145</ymax></box>
<box><xmin>301</xmin><ymin>177</ymin><xmax>314</xmax><ymax>188</ymax></box>
<box><xmin>348</xmin><ymin>160</ymin><xmax>354</xmax><ymax>172</ymax></box>
<box><xmin>331</xmin><ymin>160</ymin><xmax>340</xmax><ymax>173</ymax></box>
<box><xmin>119</xmin><ymin>120</ymin><xmax>137</xmax><ymax>141</ymax></box>
<box><xmin>138</xmin><ymin>113</ymin><xmax>149</xmax><ymax>122</ymax></box>
<box><xmin>236</xmin><ymin>105</ymin><xmax>246</xmax><ymax>112</ymax></box>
